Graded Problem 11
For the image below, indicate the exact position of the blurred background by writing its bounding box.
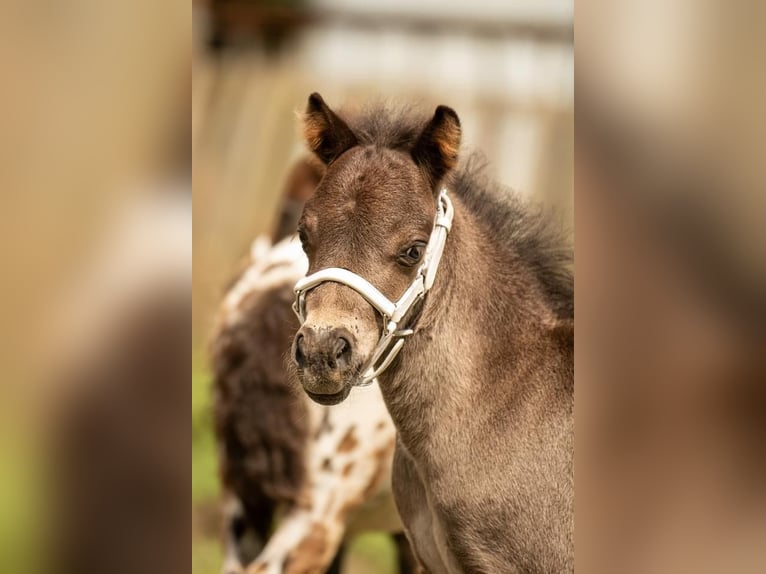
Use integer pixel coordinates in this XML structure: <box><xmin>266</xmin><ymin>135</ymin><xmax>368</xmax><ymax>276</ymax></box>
<box><xmin>0</xmin><ymin>1</ymin><xmax>189</xmax><ymax>573</ymax></box>
<box><xmin>192</xmin><ymin>0</ymin><xmax>572</xmax><ymax>571</ymax></box>
<box><xmin>576</xmin><ymin>1</ymin><xmax>766</xmax><ymax>572</ymax></box>
<box><xmin>0</xmin><ymin>0</ymin><xmax>191</xmax><ymax>573</ymax></box>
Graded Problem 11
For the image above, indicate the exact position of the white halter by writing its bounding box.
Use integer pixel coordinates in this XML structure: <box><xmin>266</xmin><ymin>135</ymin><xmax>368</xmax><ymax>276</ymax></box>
<box><xmin>293</xmin><ymin>189</ymin><xmax>454</xmax><ymax>386</ymax></box>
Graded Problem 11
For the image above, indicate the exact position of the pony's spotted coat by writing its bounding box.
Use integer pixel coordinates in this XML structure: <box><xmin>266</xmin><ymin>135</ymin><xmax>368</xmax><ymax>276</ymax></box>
<box><xmin>247</xmin><ymin>390</ymin><xmax>397</xmax><ymax>574</ymax></box>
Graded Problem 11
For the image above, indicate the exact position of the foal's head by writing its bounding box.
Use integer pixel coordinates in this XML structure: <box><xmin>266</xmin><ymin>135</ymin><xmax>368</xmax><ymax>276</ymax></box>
<box><xmin>292</xmin><ymin>93</ymin><xmax>461</xmax><ymax>404</ymax></box>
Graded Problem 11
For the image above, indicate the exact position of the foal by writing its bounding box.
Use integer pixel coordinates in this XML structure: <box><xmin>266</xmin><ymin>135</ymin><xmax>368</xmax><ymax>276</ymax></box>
<box><xmin>291</xmin><ymin>94</ymin><xmax>574</xmax><ymax>573</ymax></box>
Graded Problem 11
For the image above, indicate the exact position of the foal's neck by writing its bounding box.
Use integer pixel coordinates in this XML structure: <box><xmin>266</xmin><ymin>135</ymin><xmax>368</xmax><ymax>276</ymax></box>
<box><xmin>378</xmin><ymin>196</ymin><xmax>551</xmax><ymax>458</ymax></box>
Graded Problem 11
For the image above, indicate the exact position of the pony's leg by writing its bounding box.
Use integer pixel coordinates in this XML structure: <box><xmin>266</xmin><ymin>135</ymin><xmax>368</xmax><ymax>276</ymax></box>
<box><xmin>220</xmin><ymin>495</ymin><xmax>247</xmax><ymax>574</ymax></box>
<box><xmin>243</xmin><ymin>499</ymin><xmax>277</xmax><ymax>564</ymax></box>
<box><xmin>221</xmin><ymin>494</ymin><xmax>275</xmax><ymax>574</ymax></box>
<box><xmin>243</xmin><ymin>505</ymin><xmax>347</xmax><ymax>574</ymax></box>
<box><xmin>325</xmin><ymin>542</ymin><xmax>346</xmax><ymax>574</ymax></box>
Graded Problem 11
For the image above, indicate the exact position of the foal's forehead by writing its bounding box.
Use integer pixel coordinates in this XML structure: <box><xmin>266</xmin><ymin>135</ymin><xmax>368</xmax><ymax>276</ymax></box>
<box><xmin>321</xmin><ymin>147</ymin><xmax>420</xmax><ymax>195</ymax></box>
<box><xmin>312</xmin><ymin>146</ymin><xmax>433</xmax><ymax>215</ymax></box>
<box><xmin>301</xmin><ymin>146</ymin><xmax>436</xmax><ymax>245</ymax></box>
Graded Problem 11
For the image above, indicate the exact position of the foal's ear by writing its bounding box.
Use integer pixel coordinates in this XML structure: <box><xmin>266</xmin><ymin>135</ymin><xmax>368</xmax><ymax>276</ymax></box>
<box><xmin>411</xmin><ymin>105</ymin><xmax>462</xmax><ymax>189</ymax></box>
<box><xmin>302</xmin><ymin>93</ymin><xmax>358</xmax><ymax>164</ymax></box>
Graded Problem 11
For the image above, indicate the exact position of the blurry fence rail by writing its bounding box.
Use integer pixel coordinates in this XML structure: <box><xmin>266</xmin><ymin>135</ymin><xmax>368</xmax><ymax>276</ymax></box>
<box><xmin>205</xmin><ymin>0</ymin><xmax>573</xmax><ymax>45</ymax></box>
<box><xmin>192</xmin><ymin>1</ymin><xmax>573</xmax><ymax>348</ymax></box>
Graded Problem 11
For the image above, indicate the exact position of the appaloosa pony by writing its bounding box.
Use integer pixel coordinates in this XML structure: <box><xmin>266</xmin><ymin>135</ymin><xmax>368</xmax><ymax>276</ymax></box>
<box><xmin>291</xmin><ymin>94</ymin><xmax>574</xmax><ymax>573</ymax></box>
<box><xmin>211</xmin><ymin>158</ymin><xmax>417</xmax><ymax>574</ymax></box>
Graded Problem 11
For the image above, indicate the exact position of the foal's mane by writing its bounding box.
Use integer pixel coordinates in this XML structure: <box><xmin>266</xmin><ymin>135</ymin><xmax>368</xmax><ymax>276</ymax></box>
<box><xmin>342</xmin><ymin>102</ymin><xmax>574</xmax><ymax>320</ymax></box>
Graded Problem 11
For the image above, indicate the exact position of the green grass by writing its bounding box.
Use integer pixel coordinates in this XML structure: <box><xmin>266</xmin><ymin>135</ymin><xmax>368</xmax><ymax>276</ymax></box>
<box><xmin>0</xmin><ymin>431</ymin><xmax>41</xmax><ymax>574</ymax></box>
<box><xmin>192</xmin><ymin>533</ymin><xmax>223</xmax><ymax>574</ymax></box>
<box><xmin>192</xmin><ymin>360</ymin><xmax>223</xmax><ymax>572</ymax></box>
<box><xmin>346</xmin><ymin>533</ymin><xmax>397</xmax><ymax>574</ymax></box>
<box><xmin>192</xmin><ymin>365</ymin><xmax>220</xmax><ymax>503</ymax></box>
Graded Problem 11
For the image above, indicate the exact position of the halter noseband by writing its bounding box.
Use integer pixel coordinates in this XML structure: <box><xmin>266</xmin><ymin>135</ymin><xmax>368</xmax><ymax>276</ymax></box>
<box><xmin>293</xmin><ymin>188</ymin><xmax>454</xmax><ymax>387</ymax></box>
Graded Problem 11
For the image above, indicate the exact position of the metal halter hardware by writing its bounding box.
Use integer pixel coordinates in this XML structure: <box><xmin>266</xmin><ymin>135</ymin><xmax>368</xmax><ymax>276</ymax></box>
<box><xmin>293</xmin><ymin>188</ymin><xmax>454</xmax><ymax>387</ymax></box>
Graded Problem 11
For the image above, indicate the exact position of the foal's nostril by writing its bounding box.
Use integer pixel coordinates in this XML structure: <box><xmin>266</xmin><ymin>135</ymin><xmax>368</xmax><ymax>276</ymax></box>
<box><xmin>334</xmin><ymin>337</ymin><xmax>350</xmax><ymax>360</ymax></box>
<box><xmin>294</xmin><ymin>334</ymin><xmax>306</xmax><ymax>368</ymax></box>
<box><xmin>325</xmin><ymin>336</ymin><xmax>351</xmax><ymax>370</ymax></box>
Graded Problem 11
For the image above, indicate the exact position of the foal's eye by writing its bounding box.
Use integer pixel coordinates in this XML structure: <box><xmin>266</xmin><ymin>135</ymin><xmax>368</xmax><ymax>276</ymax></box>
<box><xmin>297</xmin><ymin>227</ymin><xmax>308</xmax><ymax>248</ymax></box>
<box><xmin>398</xmin><ymin>242</ymin><xmax>426</xmax><ymax>266</ymax></box>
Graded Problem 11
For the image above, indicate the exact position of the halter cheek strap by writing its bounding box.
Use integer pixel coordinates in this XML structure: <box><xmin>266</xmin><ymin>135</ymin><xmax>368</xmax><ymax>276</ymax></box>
<box><xmin>293</xmin><ymin>189</ymin><xmax>454</xmax><ymax>386</ymax></box>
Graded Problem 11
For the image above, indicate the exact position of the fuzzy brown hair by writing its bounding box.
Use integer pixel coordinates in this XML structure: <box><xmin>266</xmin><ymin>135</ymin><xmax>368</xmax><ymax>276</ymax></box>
<box><xmin>211</xmin><ymin>283</ymin><xmax>308</xmax><ymax>525</ymax></box>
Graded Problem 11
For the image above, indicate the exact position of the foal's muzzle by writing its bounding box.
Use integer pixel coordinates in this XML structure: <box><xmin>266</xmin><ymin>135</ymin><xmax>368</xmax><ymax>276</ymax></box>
<box><xmin>293</xmin><ymin>325</ymin><xmax>354</xmax><ymax>372</ymax></box>
<box><xmin>292</xmin><ymin>323</ymin><xmax>357</xmax><ymax>403</ymax></box>
<box><xmin>293</xmin><ymin>189</ymin><xmax>454</xmax><ymax>387</ymax></box>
